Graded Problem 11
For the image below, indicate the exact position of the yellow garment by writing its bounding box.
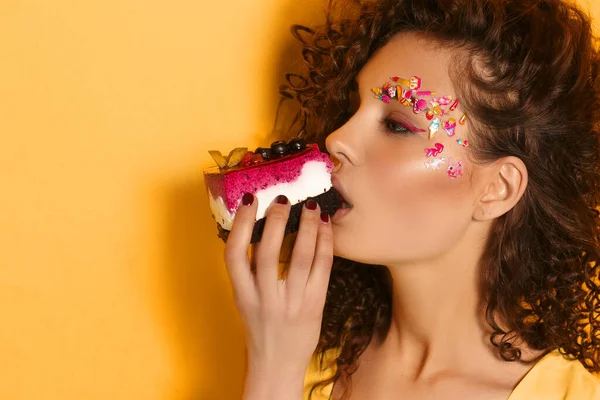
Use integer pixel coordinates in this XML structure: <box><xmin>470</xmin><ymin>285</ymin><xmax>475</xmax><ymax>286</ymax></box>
<box><xmin>303</xmin><ymin>349</ymin><xmax>600</xmax><ymax>400</ymax></box>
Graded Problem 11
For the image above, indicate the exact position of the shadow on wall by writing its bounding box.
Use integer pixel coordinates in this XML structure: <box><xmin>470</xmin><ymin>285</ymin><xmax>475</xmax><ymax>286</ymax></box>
<box><xmin>163</xmin><ymin>176</ymin><xmax>246</xmax><ymax>399</ymax></box>
<box><xmin>160</xmin><ymin>1</ymin><xmax>326</xmax><ymax>399</ymax></box>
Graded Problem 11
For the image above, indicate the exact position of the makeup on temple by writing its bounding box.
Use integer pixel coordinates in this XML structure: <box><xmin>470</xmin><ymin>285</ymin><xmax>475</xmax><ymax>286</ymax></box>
<box><xmin>371</xmin><ymin>75</ymin><xmax>468</xmax><ymax>179</ymax></box>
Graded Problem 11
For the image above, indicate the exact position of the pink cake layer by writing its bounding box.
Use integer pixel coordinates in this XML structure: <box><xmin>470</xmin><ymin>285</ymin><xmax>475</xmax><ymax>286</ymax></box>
<box><xmin>204</xmin><ymin>144</ymin><xmax>333</xmax><ymax>212</ymax></box>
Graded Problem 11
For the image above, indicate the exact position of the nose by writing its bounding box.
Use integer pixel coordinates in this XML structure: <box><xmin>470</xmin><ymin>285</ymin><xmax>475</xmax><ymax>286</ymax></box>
<box><xmin>325</xmin><ymin>119</ymin><xmax>365</xmax><ymax>169</ymax></box>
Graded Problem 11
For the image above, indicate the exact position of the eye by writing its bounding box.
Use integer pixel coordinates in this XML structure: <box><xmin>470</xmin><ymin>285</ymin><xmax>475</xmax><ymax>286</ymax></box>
<box><xmin>382</xmin><ymin>117</ymin><xmax>411</xmax><ymax>135</ymax></box>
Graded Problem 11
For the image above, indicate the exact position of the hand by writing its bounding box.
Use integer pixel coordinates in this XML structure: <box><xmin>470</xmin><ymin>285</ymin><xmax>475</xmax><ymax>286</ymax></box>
<box><xmin>224</xmin><ymin>193</ymin><xmax>333</xmax><ymax>390</ymax></box>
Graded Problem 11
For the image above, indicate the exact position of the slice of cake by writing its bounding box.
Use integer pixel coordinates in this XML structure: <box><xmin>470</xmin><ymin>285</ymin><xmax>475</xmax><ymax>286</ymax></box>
<box><xmin>204</xmin><ymin>138</ymin><xmax>342</xmax><ymax>243</ymax></box>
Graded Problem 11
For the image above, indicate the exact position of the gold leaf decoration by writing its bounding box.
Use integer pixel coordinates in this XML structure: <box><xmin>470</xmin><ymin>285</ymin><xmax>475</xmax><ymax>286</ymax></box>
<box><xmin>208</xmin><ymin>150</ymin><xmax>227</xmax><ymax>168</ymax></box>
<box><xmin>226</xmin><ymin>147</ymin><xmax>248</xmax><ymax>167</ymax></box>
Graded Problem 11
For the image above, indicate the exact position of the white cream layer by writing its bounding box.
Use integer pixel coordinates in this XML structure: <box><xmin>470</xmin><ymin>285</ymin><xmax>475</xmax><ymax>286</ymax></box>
<box><xmin>208</xmin><ymin>160</ymin><xmax>332</xmax><ymax>231</ymax></box>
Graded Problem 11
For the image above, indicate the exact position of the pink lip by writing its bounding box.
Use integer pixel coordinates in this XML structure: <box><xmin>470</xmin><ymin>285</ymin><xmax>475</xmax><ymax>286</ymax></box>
<box><xmin>332</xmin><ymin>207</ymin><xmax>352</xmax><ymax>223</ymax></box>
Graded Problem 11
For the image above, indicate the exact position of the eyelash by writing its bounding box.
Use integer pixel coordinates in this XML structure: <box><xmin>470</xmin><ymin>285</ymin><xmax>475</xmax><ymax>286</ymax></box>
<box><xmin>382</xmin><ymin>116</ymin><xmax>412</xmax><ymax>135</ymax></box>
<box><xmin>347</xmin><ymin>88</ymin><xmax>414</xmax><ymax>136</ymax></box>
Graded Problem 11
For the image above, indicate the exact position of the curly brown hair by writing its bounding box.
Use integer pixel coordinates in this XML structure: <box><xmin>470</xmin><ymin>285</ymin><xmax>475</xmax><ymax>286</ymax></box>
<box><xmin>276</xmin><ymin>0</ymin><xmax>600</xmax><ymax>398</ymax></box>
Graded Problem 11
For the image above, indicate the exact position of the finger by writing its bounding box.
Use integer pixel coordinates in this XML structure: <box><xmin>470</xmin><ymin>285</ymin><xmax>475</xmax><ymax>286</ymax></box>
<box><xmin>254</xmin><ymin>194</ymin><xmax>290</xmax><ymax>299</ymax></box>
<box><xmin>305</xmin><ymin>211</ymin><xmax>334</xmax><ymax>309</ymax></box>
<box><xmin>223</xmin><ymin>192</ymin><xmax>258</xmax><ymax>297</ymax></box>
<box><xmin>286</xmin><ymin>199</ymin><xmax>320</xmax><ymax>302</ymax></box>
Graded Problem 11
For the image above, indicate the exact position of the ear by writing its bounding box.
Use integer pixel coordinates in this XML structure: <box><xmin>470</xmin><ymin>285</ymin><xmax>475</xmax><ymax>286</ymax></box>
<box><xmin>473</xmin><ymin>156</ymin><xmax>528</xmax><ymax>221</ymax></box>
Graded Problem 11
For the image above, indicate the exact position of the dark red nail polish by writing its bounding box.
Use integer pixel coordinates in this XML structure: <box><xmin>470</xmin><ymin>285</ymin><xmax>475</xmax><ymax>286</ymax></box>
<box><xmin>305</xmin><ymin>199</ymin><xmax>317</xmax><ymax>210</ymax></box>
<box><xmin>276</xmin><ymin>195</ymin><xmax>288</xmax><ymax>205</ymax></box>
<box><xmin>242</xmin><ymin>193</ymin><xmax>254</xmax><ymax>206</ymax></box>
<box><xmin>320</xmin><ymin>211</ymin><xmax>329</xmax><ymax>223</ymax></box>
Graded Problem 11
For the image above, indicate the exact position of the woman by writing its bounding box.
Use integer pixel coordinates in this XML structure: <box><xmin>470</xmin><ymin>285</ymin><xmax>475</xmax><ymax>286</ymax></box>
<box><xmin>223</xmin><ymin>0</ymin><xmax>600</xmax><ymax>399</ymax></box>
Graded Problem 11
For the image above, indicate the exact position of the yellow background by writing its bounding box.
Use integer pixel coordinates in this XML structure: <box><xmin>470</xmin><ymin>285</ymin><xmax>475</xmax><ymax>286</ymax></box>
<box><xmin>0</xmin><ymin>1</ymin><xmax>597</xmax><ymax>399</ymax></box>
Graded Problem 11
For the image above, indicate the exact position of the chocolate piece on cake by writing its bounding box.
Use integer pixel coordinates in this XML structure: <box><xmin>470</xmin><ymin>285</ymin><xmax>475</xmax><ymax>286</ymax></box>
<box><xmin>204</xmin><ymin>140</ymin><xmax>342</xmax><ymax>243</ymax></box>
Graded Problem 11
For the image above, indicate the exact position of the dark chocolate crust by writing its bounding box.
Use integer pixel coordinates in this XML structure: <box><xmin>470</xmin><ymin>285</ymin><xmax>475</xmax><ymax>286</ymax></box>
<box><xmin>216</xmin><ymin>188</ymin><xmax>342</xmax><ymax>243</ymax></box>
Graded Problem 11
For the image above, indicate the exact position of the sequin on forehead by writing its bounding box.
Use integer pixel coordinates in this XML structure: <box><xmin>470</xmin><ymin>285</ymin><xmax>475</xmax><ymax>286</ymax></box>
<box><xmin>401</xmin><ymin>88</ymin><xmax>412</xmax><ymax>100</ymax></box>
<box><xmin>390</xmin><ymin>75</ymin><xmax>422</xmax><ymax>89</ymax></box>
<box><xmin>409</xmin><ymin>76</ymin><xmax>422</xmax><ymax>90</ymax></box>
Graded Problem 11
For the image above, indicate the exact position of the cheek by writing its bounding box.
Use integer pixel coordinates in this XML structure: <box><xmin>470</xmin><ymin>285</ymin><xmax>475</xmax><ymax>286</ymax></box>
<box><xmin>364</xmin><ymin>147</ymin><xmax>473</xmax><ymax>256</ymax></box>
<box><xmin>371</xmin><ymin>158</ymin><xmax>466</xmax><ymax>221</ymax></box>
<box><xmin>371</xmin><ymin>142</ymin><xmax>468</xmax><ymax>201</ymax></box>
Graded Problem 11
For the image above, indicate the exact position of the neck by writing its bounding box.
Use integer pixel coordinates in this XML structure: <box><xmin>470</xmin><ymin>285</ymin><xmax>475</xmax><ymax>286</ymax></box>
<box><xmin>373</xmin><ymin>222</ymin><xmax>499</xmax><ymax>378</ymax></box>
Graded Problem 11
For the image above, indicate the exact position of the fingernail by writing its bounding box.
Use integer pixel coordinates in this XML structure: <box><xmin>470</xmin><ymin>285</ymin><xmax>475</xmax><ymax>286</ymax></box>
<box><xmin>276</xmin><ymin>195</ymin><xmax>289</xmax><ymax>205</ymax></box>
<box><xmin>320</xmin><ymin>211</ymin><xmax>329</xmax><ymax>223</ymax></box>
<box><xmin>242</xmin><ymin>193</ymin><xmax>254</xmax><ymax>206</ymax></box>
<box><xmin>305</xmin><ymin>199</ymin><xmax>317</xmax><ymax>210</ymax></box>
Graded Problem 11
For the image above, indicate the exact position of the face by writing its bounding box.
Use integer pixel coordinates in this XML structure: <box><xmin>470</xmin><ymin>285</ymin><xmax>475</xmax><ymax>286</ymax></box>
<box><xmin>326</xmin><ymin>32</ymin><xmax>478</xmax><ymax>265</ymax></box>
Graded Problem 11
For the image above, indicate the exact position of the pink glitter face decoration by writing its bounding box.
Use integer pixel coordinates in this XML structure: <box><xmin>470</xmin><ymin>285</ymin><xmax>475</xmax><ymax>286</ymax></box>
<box><xmin>444</xmin><ymin>118</ymin><xmax>457</xmax><ymax>136</ymax></box>
<box><xmin>432</xmin><ymin>96</ymin><xmax>452</xmax><ymax>106</ymax></box>
<box><xmin>371</xmin><ymin>75</ymin><xmax>468</xmax><ymax>179</ymax></box>
<box><xmin>371</xmin><ymin>76</ymin><xmax>467</xmax><ymax>137</ymax></box>
<box><xmin>449</xmin><ymin>99</ymin><xmax>459</xmax><ymax>111</ymax></box>
<box><xmin>424</xmin><ymin>158</ymin><xmax>446</xmax><ymax>170</ymax></box>
<box><xmin>425</xmin><ymin>143</ymin><xmax>444</xmax><ymax>157</ymax></box>
<box><xmin>447</xmin><ymin>158</ymin><xmax>464</xmax><ymax>179</ymax></box>
<box><xmin>413</xmin><ymin>99</ymin><xmax>428</xmax><ymax>114</ymax></box>
<box><xmin>391</xmin><ymin>75</ymin><xmax>422</xmax><ymax>90</ymax></box>
<box><xmin>428</xmin><ymin>117</ymin><xmax>441</xmax><ymax>140</ymax></box>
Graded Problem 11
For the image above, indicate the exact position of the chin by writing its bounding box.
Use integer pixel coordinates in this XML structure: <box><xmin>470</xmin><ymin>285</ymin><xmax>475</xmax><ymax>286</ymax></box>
<box><xmin>333</xmin><ymin>240</ymin><xmax>377</xmax><ymax>265</ymax></box>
